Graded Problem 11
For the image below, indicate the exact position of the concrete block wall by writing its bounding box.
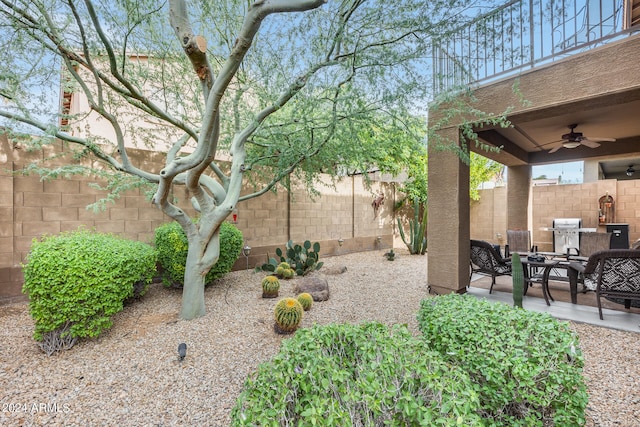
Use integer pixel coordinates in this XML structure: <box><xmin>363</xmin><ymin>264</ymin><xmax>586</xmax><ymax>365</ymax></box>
<box><xmin>470</xmin><ymin>187</ymin><xmax>507</xmax><ymax>245</ymax></box>
<box><xmin>471</xmin><ymin>179</ymin><xmax>640</xmax><ymax>252</ymax></box>
<box><xmin>616</xmin><ymin>180</ymin><xmax>640</xmax><ymax>239</ymax></box>
<box><xmin>234</xmin><ymin>174</ymin><xmax>395</xmax><ymax>272</ymax></box>
<box><xmin>0</xmin><ymin>141</ymin><xmax>15</xmax><ymax>299</ymax></box>
<box><xmin>1</xmin><ymin>137</ymin><xmax>395</xmax><ymax>302</ymax></box>
<box><xmin>236</xmin><ymin>188</ymin><xmax>289</xmax><ymax>248</ymax></box>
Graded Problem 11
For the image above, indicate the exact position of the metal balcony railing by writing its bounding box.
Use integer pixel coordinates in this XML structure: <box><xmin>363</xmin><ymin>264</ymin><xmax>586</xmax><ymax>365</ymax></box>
<box><xmin>432</xmin><ymin>0</ymin><xmax>638</xmax><ymax>93</ymax></box>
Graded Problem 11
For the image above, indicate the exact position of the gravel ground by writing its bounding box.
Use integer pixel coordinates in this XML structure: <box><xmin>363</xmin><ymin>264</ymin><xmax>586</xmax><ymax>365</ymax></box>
<box><xmin>1</xmin><ymin>249</ymin><xmax>639</xmax><ymax>426</ymax></box>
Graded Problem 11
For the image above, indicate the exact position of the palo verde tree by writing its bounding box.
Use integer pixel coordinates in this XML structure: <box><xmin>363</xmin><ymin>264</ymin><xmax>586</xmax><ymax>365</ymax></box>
<box><xmin>0</xmin><ymin>0</ymin><xmax>508</xmax><ymax>319</ymax></box>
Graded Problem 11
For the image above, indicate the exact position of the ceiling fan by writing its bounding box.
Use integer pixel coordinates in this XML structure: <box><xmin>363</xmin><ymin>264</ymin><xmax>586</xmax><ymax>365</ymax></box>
<box><xmin>545</xmin><ymin>124</ymin><xmax>616</xmax><ymax>153</ymax></box>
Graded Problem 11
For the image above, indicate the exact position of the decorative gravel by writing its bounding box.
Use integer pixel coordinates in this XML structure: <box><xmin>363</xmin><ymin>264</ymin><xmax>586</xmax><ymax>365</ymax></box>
<box><xmin>1</xmin><ymin>249</ymin><xmax>638</xmax><ymax>426</ymax></box>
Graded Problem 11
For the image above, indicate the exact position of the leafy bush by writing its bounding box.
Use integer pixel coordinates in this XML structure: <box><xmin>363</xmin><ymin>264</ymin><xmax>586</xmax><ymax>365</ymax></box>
<box><xmin>417</xmin><ymin>294</ymin><xmax>588</xmax><ymax>426</ymax></box>
<box><xmin>154</xmin><ymin>221</ymin><xmax>243</xmax><ymax>287</ymax></box>
<box><xmin>255</xmin><ymin>239</ymin><xmax>323</xmax><ymax>276</ymax></box>
<box><xmin>22</xmin><ymin>229</ymin><xmax>157</xmax><ymax>351</ymax></box>
<box><xmin>231</xmin><ymin>322</ymin><xmax>483</xmax><ymax>426</ymax></box>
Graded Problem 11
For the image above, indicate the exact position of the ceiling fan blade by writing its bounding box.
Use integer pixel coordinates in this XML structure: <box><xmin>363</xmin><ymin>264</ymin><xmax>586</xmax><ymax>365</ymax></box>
<box><xmin>548</xmin><ymin>144</ymin><xmax>563</xmax><ymax>153</ymax></box>
<box><xmin>581</xmin><ymin>140</ymin><xmax>601</xmax><ymax>149</ymax></box>
<box><xmin>584</xmin><ymin>137</ymin><xmax>616</xmax><ymax>143</ymax></box>
<box><xmin>539</xmin><ymin>139</ymin><xmax>564</xmax><ymax>148</ymax></box>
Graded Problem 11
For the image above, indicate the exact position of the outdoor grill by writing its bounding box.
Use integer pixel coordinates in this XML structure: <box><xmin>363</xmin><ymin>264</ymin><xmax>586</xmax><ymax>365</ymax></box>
<box><xmin>552</xmin><ymin>218</ymin><xmax>582</xmax><ymax>254</ymax></box>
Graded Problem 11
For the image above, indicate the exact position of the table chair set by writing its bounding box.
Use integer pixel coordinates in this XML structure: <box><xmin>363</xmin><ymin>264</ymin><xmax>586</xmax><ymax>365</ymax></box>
<box><xmin>470</xmin><ymin>231</ymin><xmax>640</xmax><ymax>320</ymax></box>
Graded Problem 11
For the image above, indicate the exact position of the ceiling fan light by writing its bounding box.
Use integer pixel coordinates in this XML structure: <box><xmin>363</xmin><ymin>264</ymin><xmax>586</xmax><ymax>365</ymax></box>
<box><xmin>562</xmin><ymin>141</ymin><xmax>581</xmax><ymax>149</ymax></box>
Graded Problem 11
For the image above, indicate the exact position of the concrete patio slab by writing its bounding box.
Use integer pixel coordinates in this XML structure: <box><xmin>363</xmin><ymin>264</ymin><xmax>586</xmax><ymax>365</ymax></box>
<box><xmin>467</xmin><ymin>286</ymin><xmax>640</xmax><ymax>333</ymax></box>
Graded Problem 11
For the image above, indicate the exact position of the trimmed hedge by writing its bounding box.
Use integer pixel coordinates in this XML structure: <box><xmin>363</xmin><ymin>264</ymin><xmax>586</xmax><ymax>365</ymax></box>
<box><xmin>231</xmin><ymin>322</ymin><xmax>483</xmax><ymax>426</ymax></box>
<box><xmin>154</xmin><ymin>221</ymin><xmax>243</xmax><ymax>287</ymax></box>
<box><xmin>417</xmin><ymin>294</ymin><xmax>588</xmax><ymax>426</ymax></box>
<box><xmin>22</xmin><ymin>229</ymin><xmax>157</xmax><ymax>343</ymax></box>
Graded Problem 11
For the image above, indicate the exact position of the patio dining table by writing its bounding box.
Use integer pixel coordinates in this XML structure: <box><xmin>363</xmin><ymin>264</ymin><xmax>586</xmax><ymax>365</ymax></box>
<box><xmin>519</xmin><ymin>257</ymin><xmax>558</xmax><ymax>306</ymax></box>
<box><xmin>514</xmin><ymin>251</ymin><xmax>581</xmax><ymax>305</ymax></box>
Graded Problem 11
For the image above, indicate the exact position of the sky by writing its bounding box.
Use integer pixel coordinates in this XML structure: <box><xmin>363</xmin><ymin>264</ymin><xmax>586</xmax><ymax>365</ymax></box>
<box><xmin>532</xmin><ymin>161</ymin><xmax>583</xmax><ymax>184</ymax></box>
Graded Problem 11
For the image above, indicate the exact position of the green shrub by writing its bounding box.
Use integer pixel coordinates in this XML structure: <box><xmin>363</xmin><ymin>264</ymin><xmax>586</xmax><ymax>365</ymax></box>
<box><xmin>154</xmin><ymin>221</ymin><xmax>243</xmax><ymax>287</ymax></box>
<box><xmin>22</xmin><ymin>229</ymin><xmax>157</xmax><ymax>346</ymax></box>
<box><xmin>417</xmin><ymin>294</ymin><xmax>588</xmax><ymax>426</ymax></box>
<box><xmin>231</xmin><ymin>322</ymin><xmax>483</xmax><ymax>426</ymax></box>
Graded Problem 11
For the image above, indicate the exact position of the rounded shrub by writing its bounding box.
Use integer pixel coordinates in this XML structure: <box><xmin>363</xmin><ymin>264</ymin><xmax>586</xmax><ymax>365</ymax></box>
<box><xmin>261</xmin><ymin>275</ymin><xmax>280</xmax><ymax>298</ymax></box>
<box><xmin>296</xmin><ymin>292</ymin><xmax>313</xmax><ymax>311</ymax></box>
<box><xmin>154</xmin><ymin>221</ymin><xmax>243</xmax><ymax>287</ymax></box>
<box><xmin>22</xmin><ymin>229</ymin><xmax>157</xmax><ymax>353</ymax></box>
<box><xmin>231</xmin><ymin>322</ymin><xmax>482</xmax><ymax>426</ymax></box>
<box><xmin>417</xmin><ymin>294</ymin><xmax>588</xmax><ymax>426</ymax></box>
<box><xmin>273</xmin><ymin>297</ymin><xmax>303</xmax><ymax>334</ymax></box>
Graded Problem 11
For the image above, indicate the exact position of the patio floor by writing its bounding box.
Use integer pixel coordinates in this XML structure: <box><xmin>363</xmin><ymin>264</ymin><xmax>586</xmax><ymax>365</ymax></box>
<box><xmin>469</xmin><ymin>275</ymin><xmax>640</xmax><ymax>333</ymax></box>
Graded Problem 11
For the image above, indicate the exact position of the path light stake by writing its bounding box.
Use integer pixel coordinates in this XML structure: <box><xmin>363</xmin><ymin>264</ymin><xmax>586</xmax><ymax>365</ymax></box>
<box><xmin>242</xmin><ymin>245</ymin><xmax>251</xmax><ymax>270</ymax></box>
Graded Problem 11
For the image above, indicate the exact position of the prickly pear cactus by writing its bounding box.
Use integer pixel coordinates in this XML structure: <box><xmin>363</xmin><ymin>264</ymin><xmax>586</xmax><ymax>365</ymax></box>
<box><xmin>261</xmin><ymin>276</ymin><xmax>280</xmax><ymax>299</ymax></box>
<box><xmin>274</xmin><ymin>298</ymin><xmax>303</xmax><ymax>334</ymax></box>
<box><xmin>296</xmin><ymin>293</ymin><xmax>313</xmax><ymax>311</ymax></box>
<box><xmin>511</xmin><ymin>252</ymin><xmax>524</xmax><ymax>308</ymax></box>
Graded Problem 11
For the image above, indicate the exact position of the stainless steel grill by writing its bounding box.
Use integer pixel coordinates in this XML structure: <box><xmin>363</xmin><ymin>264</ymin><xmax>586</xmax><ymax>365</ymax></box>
<box><xmin>552</xmin><ymin>218</ymin><xmax>582</xmax><ymax>254</ymax></box>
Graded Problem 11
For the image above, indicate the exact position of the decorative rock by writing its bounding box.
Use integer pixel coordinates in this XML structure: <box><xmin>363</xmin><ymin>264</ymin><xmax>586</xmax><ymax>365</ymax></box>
<box><xmin>294</xmin><ymin>276</ymin><xmax>330</xmax><ymax>301</ymax></box>
<box><xmin>323</xmin><ymin>265</ymin><xmax>347</xmax><ymax>275</ymax></box>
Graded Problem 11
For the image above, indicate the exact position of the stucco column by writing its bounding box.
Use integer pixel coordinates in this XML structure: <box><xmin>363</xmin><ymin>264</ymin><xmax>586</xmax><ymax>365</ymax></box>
<box><xmin>427</xmin><ymin>128</ymin><xmax>470</xmax><ymax>295</ymax></box>
<box><xmin>506</xmin><ymin>165</ymin><xmax>531</xmax><ymax>231</ymax></box>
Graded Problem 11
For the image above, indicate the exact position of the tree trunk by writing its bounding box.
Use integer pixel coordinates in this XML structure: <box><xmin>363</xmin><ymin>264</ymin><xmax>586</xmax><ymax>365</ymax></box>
<box><xmin>180</xmin><ymin>244</ymin><xmax>207</xmax><ymax>320</ymax></box>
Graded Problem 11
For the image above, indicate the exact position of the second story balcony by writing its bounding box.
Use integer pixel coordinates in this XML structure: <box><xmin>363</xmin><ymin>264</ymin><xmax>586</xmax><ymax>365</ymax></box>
<box><xmin>433</xmin><ymin>0</ymin><xmax>640</xmax><ymax>93</ymax></box>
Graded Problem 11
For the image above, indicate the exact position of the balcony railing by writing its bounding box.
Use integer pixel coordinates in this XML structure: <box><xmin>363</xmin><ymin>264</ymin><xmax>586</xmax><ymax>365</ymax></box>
<box><xmin>432</xmin><ymin>0</ymin><xmax>638</xmax><ymax>93</ymax></box>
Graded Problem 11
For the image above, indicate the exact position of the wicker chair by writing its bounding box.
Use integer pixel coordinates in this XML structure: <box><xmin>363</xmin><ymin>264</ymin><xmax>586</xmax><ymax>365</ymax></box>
<box><xmin>576</xmin><ymin>232</ymin><xmax>612</xmax><ymax>258</ymax></box>
<box><xmin>568</xmin><ymin>250</ymin><xmax>640</xmax><ymax>320</ymax></box>
<box><xmin>567</xmin><ymin>233</ymin><xmax>612</xmax><ymax>292</ymax></box>
<box><xmin>470</xmin><ymin>240</ymin><xmax>512</xmax><ymax>293</ymax></box>
<box><xmin>506</xmin><ymin>230</ymin><xmax>532</xmax><ymax>253</ymax></box>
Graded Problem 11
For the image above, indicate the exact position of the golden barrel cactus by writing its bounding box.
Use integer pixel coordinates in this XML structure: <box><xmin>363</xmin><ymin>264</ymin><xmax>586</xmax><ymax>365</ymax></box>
<box><xmin>261</xmin><ymin>275</ymin><xmax>280</xmax><ymax>298</ymax></box>
<box><xmin>296</xmin><ymin>293</ymin><xmax>313</xmax><ymax>311</ymax></box>
<box><xmin>274</xmin><ymin>297</ymin><xmax>303</xmax><ymax>334</ymax></box>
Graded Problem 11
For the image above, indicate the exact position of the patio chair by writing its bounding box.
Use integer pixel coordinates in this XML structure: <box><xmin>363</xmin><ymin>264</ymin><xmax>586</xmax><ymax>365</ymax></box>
<box><xmin>507</xmin><ymin>229</ymin><xmax>532</xmax><ymax>254</ymax></box>
<box><xmin>470</xmin><ymin>240</ymin><xmax>512</xmax><ymax>293</ymax></box>
<box><xmin>575</xmin><ymin>232</ymin><xmax>612</xmax><ymax>259</ymax></box>
<box><xmin>567</xmin><ymin>249</ymin><xmax>640</xmax><ymax>320</ymax></box>
<box><xmin>566</xmin><ymin>232</ymin><xmax>612</xmax><ymax>292</ymax></box>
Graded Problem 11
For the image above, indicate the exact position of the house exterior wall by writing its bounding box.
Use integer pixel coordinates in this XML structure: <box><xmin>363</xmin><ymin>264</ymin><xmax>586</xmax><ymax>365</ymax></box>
<box><xmin>429</xmin><ymin>34</ymin><xmax>640</xmax><ymax>295</ymax></box>
<box><xmin>0</xmin><ymin>133</ymin><xmax>396</xmax><ymax>303</ymax></box>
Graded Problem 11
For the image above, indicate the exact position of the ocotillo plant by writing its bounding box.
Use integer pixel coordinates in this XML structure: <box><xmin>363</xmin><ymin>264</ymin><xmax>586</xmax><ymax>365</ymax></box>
<box><xmin>511</xmin><ymin>252</ymin><xmax>524</xmax><ymax>308</ymax></box>
<box><xmin>397</xmin><ymin>199</ymin><xmax>427</xmax><ymax>255</ymax></box>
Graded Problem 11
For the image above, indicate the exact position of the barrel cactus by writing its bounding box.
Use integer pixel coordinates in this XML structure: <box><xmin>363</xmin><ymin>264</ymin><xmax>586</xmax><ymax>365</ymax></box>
<box><xmin>261</xmin><ymin>276</ymin><xmax>280</xmax><ymax>298</ymax></box>
<box><xmin>274</xmin><ymin>298</ymin><xmax>303</xmax><ymax>334</ymax></box>
<box><xmin>275</xmin><ymin>262</ymin><xmax>295</xmax><ymax>279</ymax></box>
<box><xmin>297</xmin><ymin>293</ymin><xmax>313</xmax><ymax>311</ymax></box>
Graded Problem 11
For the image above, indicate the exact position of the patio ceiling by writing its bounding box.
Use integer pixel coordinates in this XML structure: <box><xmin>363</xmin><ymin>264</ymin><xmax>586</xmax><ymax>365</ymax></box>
<box><xmin>473</xmin><ymin>83</ymin><xmax>640</xmax><ymax>178</ymax></box>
